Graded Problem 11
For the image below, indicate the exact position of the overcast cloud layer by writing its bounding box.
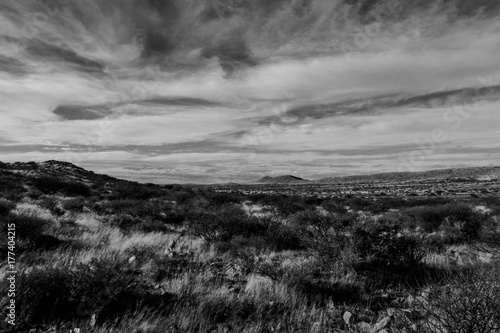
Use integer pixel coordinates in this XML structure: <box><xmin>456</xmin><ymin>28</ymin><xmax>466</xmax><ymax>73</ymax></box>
<box><xmin>1</xmin><ymin>0</ymin><xmax>499</xmax><ymax>183</ymax></box>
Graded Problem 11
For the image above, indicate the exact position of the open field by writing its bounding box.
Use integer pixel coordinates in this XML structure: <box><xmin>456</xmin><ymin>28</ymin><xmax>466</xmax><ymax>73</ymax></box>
<box><xmin>1</xmin><ymin>161</ymin><xmax>500</xmax><ymax>333</ymax></box>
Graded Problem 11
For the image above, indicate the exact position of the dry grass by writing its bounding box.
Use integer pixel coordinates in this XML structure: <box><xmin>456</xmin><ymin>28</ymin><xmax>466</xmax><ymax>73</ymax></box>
<box><xmin>2</xmin><ymin>195</ymin><xmax>500</xmax><ymax>333</ymax></box>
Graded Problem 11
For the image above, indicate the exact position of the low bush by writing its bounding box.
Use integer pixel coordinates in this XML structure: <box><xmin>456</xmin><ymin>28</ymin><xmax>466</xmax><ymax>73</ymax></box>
<box><xmin>403</xmin><ymin>203</ymin><xmax>488</xmax><ymax>241</ymax></box>
<box><xmin>404</xmin><ymin>205</ymin><xmax>450</xmax><ymax>232</ymax></box>
<box><xmin>1</xmin><ymin>258</ymin><xmax>164</xmax><ymax>329</ymax></box>
<box><xmin>0</xmin><ymin>199</ymin><xmax>15</xmax><ymax>217</ymax></box>
<box><xmin>62</xmin><ymin>197</ymin><xmax>88</xmax><ymax>213</ymax></box>
<box><xmin>251</xmin><ymin>194</ymin><xmax>311</xmax><ymax>216</ymax></box>
<box><xmin>264</xmin><ymin>218</ymin><xmax>303</xmax><ymax>251</ymax></box>
<box><xmin>444</xmin><ymin>203</ymin><xmax>486</xmax><ymax>242</ymax></box>
<box><xmin>4</xmin><ymin>211</ymin><xmax>51</xmax><ymax>241</ymax></box>
<box><xmin>97</xmin><ymin>199</ymin><xmax>184</xmax><ymax>225</ymax></box>
<box><xmin>398</xmin><ymin>265</ymin><xmax>500</xmax><ymax>333</ymax></box>
<box><xmin>32</xmin><ymin>176</ymin><xmax>91</xmax><ymax>197</ymax></box>
<box><xmin>353</xmin><ymin>222</ymin><xmax>426</xmax><ymax>269</ymax></box>
<box><xmin>109</xmin><ymin>214</ymin><xmax>145</xmax><ymax>232</ymax></box>
<box><xmin>292</xmin><ymin>209</ymin><xmax>356</xmax><ymax>268</ymax></box>
<box><xmin>64</xmin><ymin>181</ymin><xmax>91</xmax><ymax>197</ymax></box>
<box><xmin>0</xmin><ymin>171</ymin><xmax>27</xmax><ymax>200</ymax></box>
<box><xmin>38</xmin><ymin>196</ymin><xmax>65</xmax><ymax>216</ymax></box>
<box><xmin>107</xmin><ymin>182</ymin><xmax>164</xmax><ymax>200</ymax></box>
<box><xmin>108</xmin><ymin>214</ymin><xmax>171</xmax><ymax>233</ymax></box>
<box><xmin>186</xmin><ymin>205</ymin><xmax>266</xmax><ymax>242</ymax></box>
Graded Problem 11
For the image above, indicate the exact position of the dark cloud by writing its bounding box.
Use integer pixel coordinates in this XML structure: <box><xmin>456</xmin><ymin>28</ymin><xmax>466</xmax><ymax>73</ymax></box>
<box><xmin>201</xmin><ymin>33</ymin><xmax>257</xmax><ymax>74</ymax></box>
<box><xmin>136</xmin><ymin>97</ymin><xmax>223</xmax><ymax>107</ymax></box>
<box><xmin>25</xmin><ymin>41</ymin><xmax>104</xmax><ymax>74</ymax></box>
<box><xmin>53</xmin><ymin>105</ymin><xmax>113</xmax><ymax>121</ymax></box>
<box><xmin>0</xmin><ymin>55</ymin><xmax>27</xmax><ymax>75</ymax></box>
<box><xmin>52</xmin><ymin>96</ymin><xmax>222</xmax><ymax>121</ymax></box>
<box><xmin>256</xmin><ymin>85</ymin><xmax>500</xmax><ymax>126</ymax></box>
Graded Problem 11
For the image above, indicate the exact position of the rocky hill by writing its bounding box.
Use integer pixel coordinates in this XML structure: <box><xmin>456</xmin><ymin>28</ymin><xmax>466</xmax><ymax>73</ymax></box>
<box><xmin>0</xmin><ymin>160</ymin><xmax>170</xmax><ymax>201</ymax></box>
<box><xmin>317</xmin><ymin>166</ymin><xmax>500</xmax><ymax>183</ymax></box>
<box><xmin>256</xmin><ymin>175</ymin><xmax>310</xmax><ymax>184</ymax></box>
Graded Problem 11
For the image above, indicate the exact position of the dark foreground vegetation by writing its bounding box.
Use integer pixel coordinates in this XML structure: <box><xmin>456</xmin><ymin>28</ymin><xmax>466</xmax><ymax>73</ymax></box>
<box><xmin>1</xmin><ymin>161</ymin><xmax>500</xmax><ymax>332</ymax></box>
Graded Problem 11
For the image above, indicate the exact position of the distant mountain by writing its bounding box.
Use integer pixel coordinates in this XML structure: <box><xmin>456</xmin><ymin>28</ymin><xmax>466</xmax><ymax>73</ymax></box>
<box><xmin>256</xmin><ymin>175</ymin><xmax>310</xmax><ymax>184</ymax></box>
<box><xmin>317</xmin><ymin>166</ymin><xmax>500</xmax><ymax>183</ymax></box>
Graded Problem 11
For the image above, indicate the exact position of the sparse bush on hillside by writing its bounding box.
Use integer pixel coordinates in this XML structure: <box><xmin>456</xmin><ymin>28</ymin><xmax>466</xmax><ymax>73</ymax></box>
<box><xmin>186</xmin><ymin>205</ymin><xmax>266</xmax><ymax>243</ymax></box>
<box><xmin>109</xmin><ymin>214</ymin><xmax>145</xmax><ymax>232</ymax></box>
<box><xmin>292</xmin><ymin>209</ymin><xmax>356</xmax><ymax>268</ymax></box>
<box><xmin>0</xmin><ymin>199</ymin><xmax>15</xmax><ymax>216</ymax></box>
<box><xmin>38</xmin><ymin>196</ymin><xmax>65</xmax><ymax>216</ymax></box>
<box><xmin>397</xmin><ymin>265</ymin><xmax>500</xmax><ymax>333</ymax></box>
<box><xmin>64</xmin><ymin>181</ymin><xmax>91</xmax><ymax>197</ymax></box>
<box><xmin>321</xmin><ymin>200</ymin><xmax>348</xmax><ymax>214</ymax></box>
<box><xmin>445</xmin><ymin>203</ymin><xmax>486</xmax><ymax>242</ymax></box>
<box><xmin>98</xmin><ymin>199</ymin><xmax>185</xmax><ymax>227</ymax></box>
<box><xmin>0</xmin><ymin>171</ymin><xmax>26</xmax><ymax>200</ymax></box>
<box><xmin>206</xmin><ymin>192</ymin><xmax>244</xmax><ymax>206</ymax></box>
<box><xmin>4</xmin><ymin>211</ymin><xmax>50</xmax><ymax>241</ymax></box>
<box><xmin>403</xmin><ymin>203</ymin><xmax>488</xmax><ymax>242</ymax></box>
<box><xmin>251</xmin><ymin>194</ymin><xmax>311</xmax><ymax>216</ymax></box>
<box><xmin>31</xmin><ymin>176</ymin><xmax>91</xmax><ymax>197</ymax></box>
<box><xmin>405</xmin><ymin>205</ymin><xmax>450</xmax><ymax>232</ymax></box>
<box><xmin>108</xmin><ymin>213</ymin><xmax>172</xmax><ymax>233</ymax></box>
<box><xmin>264</xmin><ymin>217</ymin><xmax>303</xmax><ymax>251</ymax></box>
<box><xmin>62</xmin><ymin>197</ymin><xmax>89</xmax><ymax>213</ymax></box>
<box><xmin>2</xmin><ymin>258</ymin><xmax>163</xmax><ymax>329</ymax></box>
<box><xmin>31</xmin><ymin>176</ymin><xmax>66</xmax><ymax>194</ymax></box>
<box><xmin>353</xmin><ymin>222</ymin><xmax>426</xmax><ymax>269</ymax></box>
<box><xmin>108</xmin><ymin>182</ymin><xmax>164</xmax><ymax>200</ymax></box>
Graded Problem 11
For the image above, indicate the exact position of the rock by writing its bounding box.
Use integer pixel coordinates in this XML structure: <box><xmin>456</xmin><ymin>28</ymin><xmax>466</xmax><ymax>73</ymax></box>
<box><xmin>343</xmin><ymin>311</ymin><xmax>352</xmax><ymax>325</ymax></box>
<box><xmin>357</xmin><ymin>322</ymin><xmax>372</xmax><ymax>332</ymax></box>
<box><xmin>373</xmin><ymin>316</ymin><xmax>392</xmax><ymax>332</ymax></box>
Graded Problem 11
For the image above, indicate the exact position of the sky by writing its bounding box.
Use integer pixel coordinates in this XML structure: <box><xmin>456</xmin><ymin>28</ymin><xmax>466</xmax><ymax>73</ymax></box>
<box><xmin>0</xmin><ymin>0</ymin><xmax>499</xmax><ymax>183</ymax></box>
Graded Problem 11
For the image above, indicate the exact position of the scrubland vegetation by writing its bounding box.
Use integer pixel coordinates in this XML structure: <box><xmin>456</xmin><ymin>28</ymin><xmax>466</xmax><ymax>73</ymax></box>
<box><xmin>1</xmin><ymin>164</ymin><xmax>500</xmax><ymax>332</ymax></box>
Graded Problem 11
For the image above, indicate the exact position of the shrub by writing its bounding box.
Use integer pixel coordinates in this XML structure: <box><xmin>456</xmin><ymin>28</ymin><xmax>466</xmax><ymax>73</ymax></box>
<box><xmin>161</xmin><ymin>207</ymin><xmax>186</xmax><ymax>225</ymax></box>
<box><xmin>32</xmin><ymin>176</ymin><xmax>66</xmax><ymax>194</ymax></box>
<box><xmin>405</xmin><ymin>205</ymin><xmax>450</xmax><ymax>232</ymax></box>
<box><xmin>63</xmin><ymin>181</ymin><xmax>91</xmax><ymax>197</ymax></box>
<box><xmin>0</xmin><ymin>171</ymin><xmax>27</xmax><ymax>200</ymax></box>
<box><xmin>135</xmin><ymin>218</ymin><xmax>171</xmax><ymax>233</ymax></box>
<box><xmin>399</xmin><ymin>265</ymin><xmax>500</xmax><ymax>333</ymax></box>
<box><xmin>2</xmin><ymin>258</ymin><xmax>161</xmax><ymax>329</ymax></box>
<box><xmin>321</xmin><ymin>200</ymin><xmax>348</xmax><ymax>214</ymax></box>
<box><xmin>32</xmin><ymin>176</ymin><xmax>91</xmax><ymax>197</ymax></box>
<box><xmin>0</xmin><ymin>199</ymin><xmax>15</xmax><ymax>217</ymax></box>
<box><xmin>254</xmin><ymin>195</ymin><xmax>309</xmax><ymax>216</ymax></box>
<box><xmin>353</xmin><ymin>222</ymin><xmax>426</xmax><ymax>269</ymax></box>
<box><xmin>108</xmin><ymin>182</ymin><xmax>164</xmax><ymax>200</ymax></box>
<box><xmin>62</xmin><ymin>197</ymin><xmax>88</xmax><ymax>213</ymax></box>
<box><xmin>186</xmin><ymin>205</ymin><xmax>266</xmax><ymax>242</ymax></box>
<box><xmin>445</xmin><ymin>203</ymin><xmax>486</xmax><ymax>242</ymax></box>
<box><xmin>290</xmin><ymin>277</ymin><xmax>362</xmax><ymax>305</ymax></box>
<box><xmin>264</xmin><ymin>218</ymin><xmax>303</xmax><ymax>251</ymax></box>
<box><xmin>38</xmin><ymin>196</ymin><xmax>65</xmax><ymax>216</ymax></box>
<box><xmin>4</xmin><ymin>211</ymin><xmax>50</xmax><ymax>241</ymax></box>
<box><xmin>292</xmin><ymin>209</ymin><xmax>356</xmax><ymax>268</ymax></box>
<box><xmin>206</xmin><ymin>192</ymin><xmax>244</xmax><ymax>206</ymax></box>
<box><xmin>109</xmin><ymin>214</ymin><xmax>144</xmax><ymax>232</ymax></box>
<box><xmin>403</xmin><ymin>203</ymin><xmax>487</xmax><ymax>240</ymax></box>
<box><xmin>97</xmin><ymin>199</ymin><xmax>184</xmax><ymax>225</ymax></box>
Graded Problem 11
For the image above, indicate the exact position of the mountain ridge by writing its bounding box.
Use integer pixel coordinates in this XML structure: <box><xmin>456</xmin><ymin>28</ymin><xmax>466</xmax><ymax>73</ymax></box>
<box><xmin>256</xmin><ymin>175</ymin><xmax>309</xmax><ymax>184</ymax></box>
<box><xmin>254</xmin><ymin>166</ymin><xmax>500</xmax><ymax>184</ymax></box>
